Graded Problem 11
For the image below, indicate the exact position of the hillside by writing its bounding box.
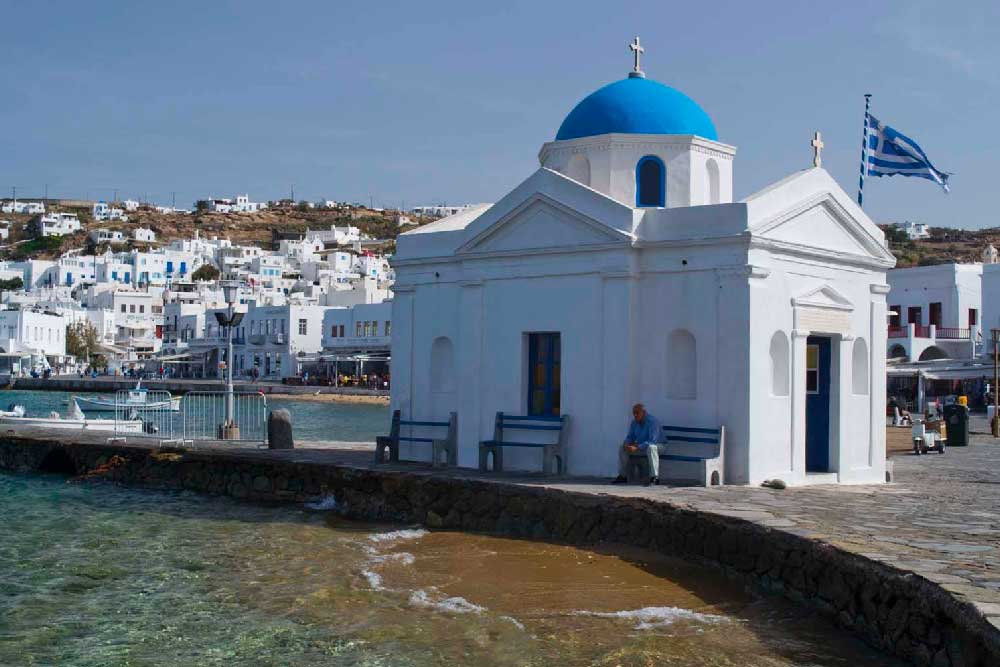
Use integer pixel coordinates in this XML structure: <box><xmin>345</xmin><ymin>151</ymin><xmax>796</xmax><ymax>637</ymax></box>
<box><xmin>880</xmin><ymin>225</ymin><xmax>1000</xmax><ymax>268</ymax></box>
<box><xmin>0</xmin><ymin>206</ymin><xmax>420</xmax><ymax>261</ymax></box>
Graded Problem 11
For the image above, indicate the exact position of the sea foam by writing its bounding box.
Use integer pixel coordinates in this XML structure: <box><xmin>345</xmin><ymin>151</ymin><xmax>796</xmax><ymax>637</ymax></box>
<box><xmin>573</xmin><ymin>606</ymin><xmax>726</xmax><ymax>630</ymax></box>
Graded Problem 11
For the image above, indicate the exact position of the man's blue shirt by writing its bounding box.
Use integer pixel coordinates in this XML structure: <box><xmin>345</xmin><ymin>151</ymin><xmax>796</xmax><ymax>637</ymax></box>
<box><xmin>624</xmin><ymin>413</ymin><xmax>661</xmax><ymax>448</ymax></box>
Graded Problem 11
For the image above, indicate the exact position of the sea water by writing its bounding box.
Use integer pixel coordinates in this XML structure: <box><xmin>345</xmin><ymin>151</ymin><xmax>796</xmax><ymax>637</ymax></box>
<box><xmin>0</xmin><ymin>389</ymin><xmax>389</xmax><ymax>444</ymax></box>
<box><xmin>0</xmin><ymin>473</ymin><xmax>902</xmax><ymax>666</ymax></box>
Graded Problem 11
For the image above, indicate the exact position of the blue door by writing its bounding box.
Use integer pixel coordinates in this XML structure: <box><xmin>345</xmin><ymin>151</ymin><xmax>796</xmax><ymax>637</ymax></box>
<box><xmin>527</xmin><ymin>333</ymin><xmax>561</xmax><ymax>416</ymax></box>
<box><xmin>805</xmin><ymin>336</ymin><xmax>831</xmax><ymax>472</ymax></box>
<box><xmin>65</xmin><ymin>273</ymin><xmax>73</xmax><ymax>286</ymax></box>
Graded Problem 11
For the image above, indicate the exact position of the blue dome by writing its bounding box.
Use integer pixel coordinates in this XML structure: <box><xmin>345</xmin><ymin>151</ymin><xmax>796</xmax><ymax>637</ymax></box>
<box><xmin>556</xmin><ymin>76</ymin><xmax>717</xmax><ymax>142</ymax></box>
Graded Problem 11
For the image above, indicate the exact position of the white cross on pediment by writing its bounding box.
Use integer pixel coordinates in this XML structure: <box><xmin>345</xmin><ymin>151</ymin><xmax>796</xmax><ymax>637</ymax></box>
<box><xmin>811</xmin><ymin>131</ymin><xmax>825</xmax><ymax>168</ymax></box>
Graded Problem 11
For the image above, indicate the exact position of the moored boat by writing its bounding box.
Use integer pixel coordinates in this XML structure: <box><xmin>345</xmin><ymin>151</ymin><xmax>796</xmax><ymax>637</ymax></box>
<box><xmin>75</xmin><ymin>381</ymin><xmax>181</xmax><ymax>413</ymax></box>
<box><xmin>0</xmin><ymin>399</ymin><xmax>144</xmax><ymax>433</ymax></box>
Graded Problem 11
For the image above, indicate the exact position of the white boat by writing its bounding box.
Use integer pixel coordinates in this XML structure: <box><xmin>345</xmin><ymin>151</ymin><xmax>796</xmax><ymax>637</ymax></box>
<box><xmin>0</xmin><ymin>399</ymin><xmax>144</xmax><ymax>433</ymax></box>
<box><xmin>75</xmin><ymin>381</ymin><xmax>181</xmax><ymax>413</ymax></box>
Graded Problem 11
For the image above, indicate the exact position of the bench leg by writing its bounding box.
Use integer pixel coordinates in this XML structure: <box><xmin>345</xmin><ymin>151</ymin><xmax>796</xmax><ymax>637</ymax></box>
<box><xmin>543</xmin><ymin>445</ymin><xmax>563</xmax><ymax>476</ymax></box>
<box><xmin>626</xmin><ymin>456</ymin><xmax>649</xmax><ymax>485</ymax></box>
<box><xmin>432</xmin><ymin>439</ymin><xmax>452</xmax><ymax>468</ymax></box>
<box><xmin>374</xmin><ymin>437</ymin><xmax>398</xmax><ymax>465</ymax></box>
<box><xmin>479</xmin><ymin>445</ymin><xmax>502</xmax><ymax>472</ymax></box>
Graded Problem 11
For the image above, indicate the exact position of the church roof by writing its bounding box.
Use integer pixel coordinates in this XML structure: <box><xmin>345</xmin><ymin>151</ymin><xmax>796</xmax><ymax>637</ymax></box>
<box><xmin>555</xmin><ymin>76</ymin><xmax>718</xmax><ymax>142</ymax></box>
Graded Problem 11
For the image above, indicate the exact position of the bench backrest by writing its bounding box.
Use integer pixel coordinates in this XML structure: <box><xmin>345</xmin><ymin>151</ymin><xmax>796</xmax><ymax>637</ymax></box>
<box><xmin>661</xmin><ymin>424</ymin><xmax>724</xmax><ymax>459</ymax></box>
<box><xmin>494</xmin><ymin>412</ymin><xmax>568</xmax><ymax>445</ymax></box>
<box><xmin>387</xmin><ymin>409</ymin><xmax>456</xmax><ymax>441</ymax></box>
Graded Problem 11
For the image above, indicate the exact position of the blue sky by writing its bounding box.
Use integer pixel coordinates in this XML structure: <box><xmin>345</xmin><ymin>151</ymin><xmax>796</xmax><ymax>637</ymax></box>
<box><xmin>1</xmin><ymin>0</ymin><xmax>997</xmax><ymax>227</ymax></box>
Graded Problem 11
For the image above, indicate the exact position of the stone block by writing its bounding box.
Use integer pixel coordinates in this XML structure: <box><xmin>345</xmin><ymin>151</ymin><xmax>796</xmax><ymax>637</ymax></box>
<box><xmin>267</xmin><ymin>409</ymin><xmax>294</xmax><ymax>449</ymax></box>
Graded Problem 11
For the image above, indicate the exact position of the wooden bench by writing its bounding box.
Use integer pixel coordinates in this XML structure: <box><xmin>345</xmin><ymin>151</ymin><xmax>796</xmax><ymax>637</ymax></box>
<box><xmin>627</xmin><ymin>424</ymin><xmax>724</xmax><ymax>486</ymax></box>
<box><xmin>479</xmin><ymin>412</ymin><xmax>568</xmax><ymax>475</ymax></box>
<box><xmin>375</xmin><ymin>410</ymin><xmax>457</xmax><ymax>467</ymax></box>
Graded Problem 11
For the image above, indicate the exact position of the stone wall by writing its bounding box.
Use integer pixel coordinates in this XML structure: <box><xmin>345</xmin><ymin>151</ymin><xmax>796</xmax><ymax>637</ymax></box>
<box><xmin>0</xmin><ymin>435</ymin><xmax>996</xmax><ymax>667</ymax></box>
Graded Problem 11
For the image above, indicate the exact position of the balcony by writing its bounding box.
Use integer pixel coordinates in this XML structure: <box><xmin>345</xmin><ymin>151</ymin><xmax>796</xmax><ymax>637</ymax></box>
<box><xmin>271</xmin><ymin>333</ymin><xmax>286</xmax><ymax>345</ymax></box>
<box><xmin>936</xmin><ymin>327</ymin><xmax>970</xmax><ymax>340</ymax></box>
<box><xmin>249</xmin><ymin>334</ymin><xmax>266</xmax><ymax>345</ymax></box>
<box><xmin>886</xmin><ymin>323</ymin><xmax>978</xmax><ymax>362</ymax></box>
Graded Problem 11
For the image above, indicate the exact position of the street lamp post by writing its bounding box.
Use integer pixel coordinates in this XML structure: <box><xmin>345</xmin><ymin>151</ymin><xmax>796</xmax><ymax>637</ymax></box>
<box><xmin>216</xmin><ymin>281</ymin><xmax>243</xmax><ymax>440</ymax></box>
<box><xmin>993</xmin><ymin>329</ymin><xmax>1000</xmax><ymax>437</ymax></box>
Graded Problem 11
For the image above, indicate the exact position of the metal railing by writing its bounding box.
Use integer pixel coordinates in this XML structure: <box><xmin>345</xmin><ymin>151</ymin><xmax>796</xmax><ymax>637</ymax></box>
<box><xmin>887</xmin><ymin>326</ymin><xmax>907</xmax><ymax>339</ymax></box>
<box><xmin>113</xmin><ymin>389</ymin><xmax>177</xmax><ymax>442</ymax></box>
<box><xmin>913</xmin><ymin>324</ymin><xmax>932</xmax><ymax>338</ymax></box>
<box><xmin>181</xmin><ymin>391</ymin><xmax>268</xmax><ymax>446</ymax></box>
<box><xmin>936</xmin><ymin>327</ymin><xmax>970</xmax><ymax>340</ymax></box>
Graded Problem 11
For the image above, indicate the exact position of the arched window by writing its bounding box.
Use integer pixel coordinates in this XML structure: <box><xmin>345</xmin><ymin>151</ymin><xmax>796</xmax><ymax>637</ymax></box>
<box><xmin>636</xmin><ymin>155</ymin><xmax>665</xmax><ymax>208</ymax></box>
<box><xmin>769</xmin><ymin>331</ymin><xmax>790</xmax><ymax>396</ymax></box>
<box><xmin>852</xmin><ymin>338</ymin><xmax>869</xmax><ymax>395</ymax></box>
<box><xmin>429</xmin><ymin>336</ymin><xmax>455</xmax><ymax>392</ymax></box>
<box><xmin>666</xmin><ymin>329</ymin><xmax>697</xmax><ymax>399</ymax></box>
<box><xmin>706</xmin><ymin>158</ymin><xmax>720</xmax><ymax>204</ymax></box>
<box><xmin>565</xmin><ymin>154</ymin><xmax>591</xmax><ymax>186</ymax></box>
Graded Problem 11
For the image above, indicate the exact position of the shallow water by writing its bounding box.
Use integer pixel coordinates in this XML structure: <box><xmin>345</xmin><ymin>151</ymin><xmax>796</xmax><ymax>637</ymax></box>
<box><xmin>0</xmin><ymin>473</ymin><xmax>900</xmax><ymax>666</ymax></box>
<box><xmin>0</xmin><ymin>389</ymin><xmax>389</xmax><ymax>444</ymax></box>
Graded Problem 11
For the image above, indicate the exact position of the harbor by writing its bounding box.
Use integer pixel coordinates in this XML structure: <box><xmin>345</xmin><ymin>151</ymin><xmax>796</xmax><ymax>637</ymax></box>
<box><xmin>1</xmin><ymin>421</ymin><xmax>999</xmax><ymax>666</ymax></box>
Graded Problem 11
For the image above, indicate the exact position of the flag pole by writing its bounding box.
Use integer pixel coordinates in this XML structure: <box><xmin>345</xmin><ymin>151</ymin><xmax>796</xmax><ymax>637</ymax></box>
<box><xmin>857</xmin><ymin>93</ymin><xmax>872</xmax><ymax>208</ymax></box>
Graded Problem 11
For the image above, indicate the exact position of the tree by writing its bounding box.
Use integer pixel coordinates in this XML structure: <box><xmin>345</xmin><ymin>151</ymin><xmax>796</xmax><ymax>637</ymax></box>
<box><xmin>0</xmin><ymin>277</ymin><xmax>23</xmax><ymax>293</ymax></box>
<box><xmin>191</xmin><ymin>264</ymin><xmax>220</xmax><ymax>282</ymax></box>
<box><xmin>66</xmin><ymin>320</ymin><xmax>100</xmax><ymax>360</ymax></box>
<box><xmin>195</xmin><ymin>200</ymin><xmax>210</xmax><ymax>212</ymax></box>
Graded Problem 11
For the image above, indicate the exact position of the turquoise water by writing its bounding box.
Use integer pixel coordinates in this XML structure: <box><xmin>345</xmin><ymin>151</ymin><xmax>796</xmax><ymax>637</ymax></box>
<box><xmin>0</xmin><ymin>474</ymin><xmax>902</xmax><ymax>666</ymax></box>
<box><xmin>0</xmin><ymin>390</ymin><xmax>389</xmax><ymax>444</ymax></box>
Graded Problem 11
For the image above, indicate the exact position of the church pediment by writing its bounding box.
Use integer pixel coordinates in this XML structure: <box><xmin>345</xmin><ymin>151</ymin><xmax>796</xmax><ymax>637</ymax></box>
<box><xmin>791</xmin><ymin>284</ymin><xmax>853</xmax><ymax>311</ymax></box>
<box><xmin>457</xmin><ymin>195</ymin><xmax>629</xmax><ymax>256</ymax></box>
<box><xmin>744</xmin><ymin>170</ymin><xmax>895</xmax><ymax>269</ymax></box>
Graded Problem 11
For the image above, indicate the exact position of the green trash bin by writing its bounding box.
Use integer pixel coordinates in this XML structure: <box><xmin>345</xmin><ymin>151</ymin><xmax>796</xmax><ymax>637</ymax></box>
<box><xmin>943</xmin><ymin>403</ymin><xmax>969</xmax><ymax>447</ymax></box>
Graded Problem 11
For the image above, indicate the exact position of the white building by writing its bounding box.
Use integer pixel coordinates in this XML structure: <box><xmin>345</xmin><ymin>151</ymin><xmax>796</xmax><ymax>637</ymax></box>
<box><xmin>123</xmin><ymin>199</ymin><xmax>141</xmax><ymax>212</ymax></box>
<box><xmin>896</xmin><ymin>221</ymin><xmax>931</xmax><ymax>240</ymax></box>
<box><xmin>1</xmin><ymin>201</ymin><xmax>45</xmax><ymax>215</ymax></box>
<box><xmin>207</xmin><ymin>194</ymin><xmax>265</xmax><ymax>214</ymax></box>
<box><xmin>0</xmin><ymin>220</ymin><xmax>10</xmax><ymax>241</ymax></box>
<box><xmin>34</xmin><ymin>213</ymin><xmax>81</xmax><ymax>237</ymax></box>
<box><xmin>90</xmin><ymin>229</ymin><xmax>127</xmax><ymax>245</ymax></box>
<box><xmin>134</xmin><ymin>227</ymin><xmax>156</xmax><ymax>243</ymax></box>
<box><xmin>93</xmin><ymin>201</ymin><xmax>129</xmax><ymax>222</ymax></box>
<box><xmin>390</xmin><ymin>54</ymin><xmax>894</xmax><ymax>486</ymax></box>
<box><xmin>0</xmin><ymin>308</ymin><xmax>67</xmax><ymax>360</ymax></box>
<box><xmin>886</xmin><ymin>264</ymin><xmax>981</xmax><ymax>361</ymax></box>
<box><xmin>411</xmin><ymin>204</ymin><xmax>481</xmax><ymax>218</ymax></box>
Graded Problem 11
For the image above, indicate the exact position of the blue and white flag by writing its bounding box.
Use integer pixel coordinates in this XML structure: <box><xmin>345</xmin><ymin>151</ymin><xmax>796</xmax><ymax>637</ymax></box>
<box><xmin>864</xmin><ymin>115</ymin><xmax>950</xmax><ymax>192</ymax></box>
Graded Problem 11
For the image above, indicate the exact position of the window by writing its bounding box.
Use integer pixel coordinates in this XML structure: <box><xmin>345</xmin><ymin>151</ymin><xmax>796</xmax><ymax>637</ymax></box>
<box><xmin>385</xmin><ymin>321</ymin><xmax>391</xmax><ymax>336</ymax></box>
<box><xmin>852</xmin><ymin>338</ymin><xmax>869</xmax><ymax>395</ymax></box>
<box><xmin>139</xmin><ymin>305</ymin><xmax>144</xmax><ymax>314</ymax></box>
<box><xmin>339</xmin><ymin>325</ymin><xmax>345</xmax><ymax>338</ymax></box>
<box><xmin>636</xmin><ymin>155</ymin><xmax>665</xmax><ymax>207</ymax></box>
<box><xmin>298</xmin><ymin>319</ymin><xmax>307</xmax><ymax>335</ymax></box>
<box><xmin>907</xmin><ymin>307</ymin><xmax>922</xmax><ymax>325</ymax></box>
<box><xmin>970</xmin><ymin>308</ymin><xmax>978</xmax><ymax>327</ymax></box>
<box><xmin>130</xmin><ymin>305</ymin><xmax>136</xmax><ymax>313</ymax></box>
<box><xmin>929</xmin><ymin>302</ymin><xmax>942</xmax><ymax>327</ymax></box>
<box><xmin>356</xmin><ymin>322</ymin><xmax>362</xmax><ymax>337</ymax></box>
<box><xmin>706</xmin><ymin>158</ymin><xmax>720</xmax><ymax>204</ymax></box>
<box><xmin>889</xmin><ymin>305</ymin><xmax>901</xmax><ymax>328</ymax></box>
<box><xmin>331</xmin><ymin>325</ymin><xmax>339</xmax><ymax>337</ymax></box>
<box><xmin>806</xmin><ymin>344</ymin><xmax>820</xmax><ymax>394</ymax></box>
<box><xmin>666</xmin><ymin>329</ymin><xmax>697</xmax><ymax>399</ymax></box>
<box><xmin>527</xmin><ymin>333</ymin><xmax>560</xmax><ymax>415</ymax></box>
<box><xmin>120</xmin><ymin>304</ymin><xmax>126</xmax><ymax>313</ymax></box>
<box><xmin>769</xmin><ymin>331</ymin><xmax>790</xmax><ymax>396</ymax></box>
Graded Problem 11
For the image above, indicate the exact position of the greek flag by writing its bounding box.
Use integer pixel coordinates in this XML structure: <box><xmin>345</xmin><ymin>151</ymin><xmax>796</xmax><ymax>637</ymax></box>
<box><xmin>864</xmin><ymin>115</ymin><xmax>950</xmax><ymax>192</ymax></box>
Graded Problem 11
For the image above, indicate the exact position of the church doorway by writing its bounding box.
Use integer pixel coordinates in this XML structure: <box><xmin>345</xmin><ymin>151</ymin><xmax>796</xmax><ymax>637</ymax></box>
<box><xmin>805</xmin><ymin>336</ymin><xmax>832</xmax><ymax>472</ymax></box>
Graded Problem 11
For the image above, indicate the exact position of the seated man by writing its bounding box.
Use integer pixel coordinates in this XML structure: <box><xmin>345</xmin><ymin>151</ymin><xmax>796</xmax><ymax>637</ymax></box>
<box><xmin>612</xmin><ymin>403</ymin><xmax>661</xmax><ymax>486</ymax></box>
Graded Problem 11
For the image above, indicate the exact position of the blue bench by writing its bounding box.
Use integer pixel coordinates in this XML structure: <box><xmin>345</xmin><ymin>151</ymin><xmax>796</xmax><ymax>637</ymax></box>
<box><xmin>479</xmin><ymin>411</ymin><xmax>568</xmax><ymax>475</ymax></box>
<box><xmin>375</xmin><ymin>410</ymin><xmax>457</xmax><ymax>467</ymax></box>
<box><xmin>626</xmin><ymin>424</ymin><xmax>725</xmax><ymax>486</ymax></box>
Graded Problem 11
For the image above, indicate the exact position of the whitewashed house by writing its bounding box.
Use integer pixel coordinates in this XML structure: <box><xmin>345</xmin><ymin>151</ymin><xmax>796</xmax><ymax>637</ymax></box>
<box><xmin>34</xmin><ymin>213</ymin><xmax>81</xmax><ymax>237</ymax></box>
<box><xmin>134</xmin><ymin>227</ymin><xmax>156</xmax><ymax>243</ymax></box>
<box><xmin>0</xmin><ymin>220</ymin><xmax>10</xmax><ymax>241</ymax></box>
<box><xmin>0</xmin><ymin>308</ymin><xmax>67</xmax><ymax>361</ymax></box>
<box><xmin>390</xmin><ymin>53</ymin><xmax>894</xmax><ymax>486</ymax></box>
<box><xmin>896</xmin><ymin>221</ymin><xmax>930</xmax><ymax>240</ymax></box>
<box><xmin>2</xmin><ymin>201</ymin><xmax>45</xmax><ymax>215</ymax></box>
<box><xmin>90</xmin><ymin>229</ymin><xmax>127</xmax><ymax>245</ymax></box>
<box><xmin>886</xmin><ymin>264</ymin><xmax>981</xmax><ymax>361</ymax></box>
<box><xmin>93</xmin><ymin>201</ymin><xmax>129</xmax><ymax>222</ymax></box>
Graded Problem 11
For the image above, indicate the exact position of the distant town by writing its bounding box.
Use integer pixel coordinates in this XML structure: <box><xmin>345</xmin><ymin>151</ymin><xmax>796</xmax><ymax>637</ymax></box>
<box><xmin>0</xmin><ymin>193</ymin><xmax>484</xmax><ymax>383</ymax></box>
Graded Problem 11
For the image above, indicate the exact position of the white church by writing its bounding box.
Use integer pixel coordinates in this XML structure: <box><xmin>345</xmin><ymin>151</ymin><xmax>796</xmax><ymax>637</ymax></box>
<box><xmin>390</xmin><ymin>41</ymin><xmax>895</xmax><ymax>486</ymax></box>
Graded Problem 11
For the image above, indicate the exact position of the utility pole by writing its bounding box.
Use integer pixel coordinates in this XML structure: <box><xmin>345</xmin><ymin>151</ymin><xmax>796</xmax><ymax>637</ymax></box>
<box><xmin>171</xmin><ymin>191</ymin><xmax>177</xmax><ymax>209</ymax></box>
<box><xmin>290</xmin><ymin>185</ymin><xmax>295</xmax><ymax>202</ymax></box>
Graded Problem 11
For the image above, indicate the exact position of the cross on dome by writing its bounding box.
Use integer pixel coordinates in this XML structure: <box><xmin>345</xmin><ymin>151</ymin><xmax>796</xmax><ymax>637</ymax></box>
<box><xmin>811</xmin><ymin>131</ymin><xmax>824</xmax><ymax>168</ymax></box>
<box><xmin>628</xmin><ymin>36</ymin><xmax>645</xmax><ymax>79</ymax></box>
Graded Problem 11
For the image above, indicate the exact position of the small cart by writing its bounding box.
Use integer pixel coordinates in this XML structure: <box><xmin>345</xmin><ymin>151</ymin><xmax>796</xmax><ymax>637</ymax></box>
<box><xmin>911</xmin><ymin>418</ymin><xmax>946</xmax><ymax>455</ymax></box>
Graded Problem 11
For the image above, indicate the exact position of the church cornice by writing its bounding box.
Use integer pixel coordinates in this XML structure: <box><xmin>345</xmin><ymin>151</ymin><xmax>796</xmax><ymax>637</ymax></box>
<box><xmin>539</xmin><ymin>133</ymin><xmax>736</xmax><ymax>164</ymax></box>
